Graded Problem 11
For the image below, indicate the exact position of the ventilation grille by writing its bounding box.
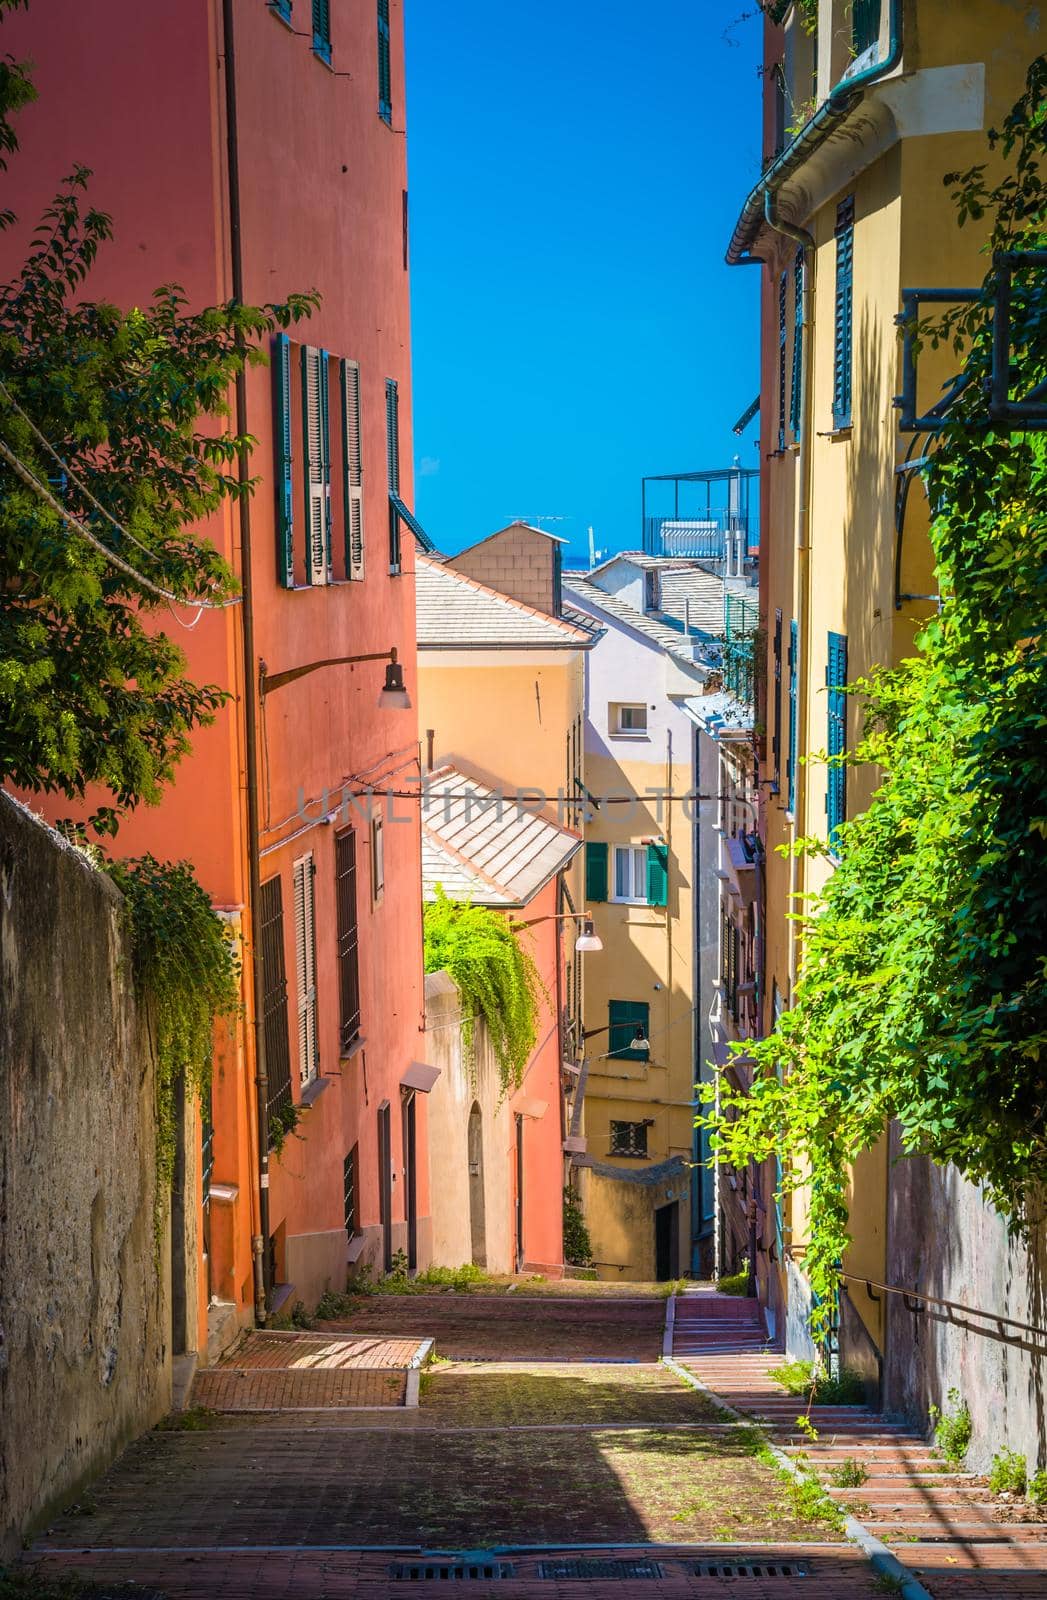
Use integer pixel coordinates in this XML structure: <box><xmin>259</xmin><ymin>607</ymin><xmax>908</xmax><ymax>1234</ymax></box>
<box><xmin>388</xmin><ymin>1562</ymin><xmax>517</xmax><ymax>1581</ymax></box>
<box><xmin>537</xmin><ymin>1559</ymin><xmax>664</xmax><ymax>1580</ymax></box>
<box><xmin>692</xmin><ymin>1559</ymin><xmax>809</xmax><ymax>1579</ymax></box>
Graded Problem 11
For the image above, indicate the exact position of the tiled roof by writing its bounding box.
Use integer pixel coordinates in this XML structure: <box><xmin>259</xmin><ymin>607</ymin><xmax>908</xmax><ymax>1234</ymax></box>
<box><xmin>678</xmin><ymin>690</ymin><xmax>753</xmax><ymax>737</ymax></box>
<box><xmin>563</xmin><ymin>576</ymin><xmax>707</xmax><ymax>669</ymax></box>
<box><xmin>422</xmin><ymin>765</ymin><xmax>581</xmax><ymax>908</ymax></box>
<box><xmin>655</xmin><ymin>568</ymin><xmax>752</xmax><ymax>637</ymax></box>
<box><xmin>416</xmin><ymin>555</ymin><xmax>592</xmax><ymax>649</ymax></box>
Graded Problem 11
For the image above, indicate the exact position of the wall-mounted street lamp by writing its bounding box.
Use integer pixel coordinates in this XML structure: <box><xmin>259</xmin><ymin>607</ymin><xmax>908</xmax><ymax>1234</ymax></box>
<box><xmin>259</xmin><ymin>646</ymin><xmax>411</xmax><ymax>710</ymax></box>
<box><xmin>514</xmin><ymin>909</ymin><xmax>604</xmax><ymax>954</ymax></box>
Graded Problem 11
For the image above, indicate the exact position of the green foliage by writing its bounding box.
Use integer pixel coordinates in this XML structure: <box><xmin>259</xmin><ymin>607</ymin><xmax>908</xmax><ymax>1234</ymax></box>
<box><xmin>700</xmin><ymin>58</ymin><xmax>1047</xmax><ymax>1334</ymax></box>
<box><xmin>0</xmin><ymin>15</ymin><xmax>318</xmax><ymax>833</ymax></box>
<box><xmin>717</xmin><ymin>1261</ymin><xmax>750</xmax><ymax>1296</ymax></box>
<box><xmin>989</xmin><ymin>1448</ymin><xmax>1028</xmax><ymax>1496</ymax></box>
<box><xmin>0</xmin><ymin>1571</ymin><xmax>165</xmax><ymax>1600</ymax></box>
<box><xmin>829</xmin><ymin>1457</ymin><xmax>869</xmax><ymax>1488</ymax></box>
<box><xmin>1028</xmin><ymin>1469</ymin><xmax>1047</xmax><ymax>1505</ymax></box>
<box><xmin>780</xmin><ymin>1468</ymin><xmax>845</xmax><ymax>1531</ymax></box>
<box><xmin>563</xmin><ymin>1188</ymin><xmax>594</xmax><ymax>1267</ymax></box>
<box><xmin>774</xmin><ymin>1359</ymin><xmax>865</xmax><ymax>1405</ymax></box>
<box><xmin>423</xmin><ymin>887</ymin><xmax>544</xmax><ymax>1095</ymax></box>
<box><xmin>269</xmin><ymin>1098</ymin><xmax>304</xmax><ymax>1157</ymax></box>
<box><xmin>929</xmin><ymin>1388</ymin><xmax>972</xmax><ymax>1469</ymax></box>
<box><xmin>106</xmin><ymin>854</ymin><xmax>239</xmax><ymax>1249</ymax></box>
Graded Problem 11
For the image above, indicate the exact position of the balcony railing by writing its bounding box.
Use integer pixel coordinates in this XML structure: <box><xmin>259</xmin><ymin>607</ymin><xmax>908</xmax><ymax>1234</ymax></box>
<box><xmin>723</xmin><ymin>592</ymin><xmax>760</xmax><ymax>710</ymax></box>
<box><xmin>641</xmin><ymin>465</ymin><xmax>758</xmax><ymax>562</ymax></box>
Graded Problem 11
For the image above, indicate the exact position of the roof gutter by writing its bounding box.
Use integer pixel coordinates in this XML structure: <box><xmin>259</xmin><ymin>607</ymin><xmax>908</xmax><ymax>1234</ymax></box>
<box><xmin>726</xmin><ymin>0</ymin><xmax>903</xmax><ymax>267</ymax></box>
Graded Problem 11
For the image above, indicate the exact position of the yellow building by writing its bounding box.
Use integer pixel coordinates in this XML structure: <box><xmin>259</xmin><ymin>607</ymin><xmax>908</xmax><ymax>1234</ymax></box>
<box><xmin>565</xmin><ymin>557</ymin><xmax>757</xmax><ymax>1280</ymax></box>
<box><xmin>733</xmin><ymin>0</ymin><xmax>1047</xmax><ymax>1364</ymax></box>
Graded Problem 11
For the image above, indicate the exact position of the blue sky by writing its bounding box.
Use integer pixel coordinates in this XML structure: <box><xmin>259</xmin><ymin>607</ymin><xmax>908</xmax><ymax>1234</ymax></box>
<box><xmin>405</xmin><ymin>1</ymin><xmax>763</xmax><ymax>563</ymax></box>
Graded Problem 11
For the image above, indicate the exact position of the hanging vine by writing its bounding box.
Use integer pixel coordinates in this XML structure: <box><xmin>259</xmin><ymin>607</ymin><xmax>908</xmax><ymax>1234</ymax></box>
<box><xmin>423</xmin><ymin>887</ymin><xmax>545</xmax><ymax>1096</ymax></box>
<box><xmin>107</xmin><ymin>854</ymin><xmax>240</xmax><ymax>1251</ymax></box>
<box><xmin>700</xmin><ymin>57</ymin><xmax>1047</xmax><ymax>1336</ymax></box>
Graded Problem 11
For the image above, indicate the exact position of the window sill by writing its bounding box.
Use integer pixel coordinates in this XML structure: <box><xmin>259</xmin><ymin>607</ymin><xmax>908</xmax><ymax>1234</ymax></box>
<box><xmin>313</xmin><ymin>44</ymin><xmax>334</xmax><ymax>69</ymax></box>
<box><xmin>299</xmin><ymin>1074</ymin><xmax>332</xmax><ymax>1108</ymax></box>
<box><xmin>820</xmin><ymin>425</ymin><xmax>853</xmax><ymax>442</ymax></box>
<box><xmin>340</xmin><ymin>1034</ymin><xmax>366</xmax><ymax>1064</ymax></box>
<box><xmin>609</xmin><ymin>731</ymin><xmax>650</xmax><ymax>742</ymax></box>
<box><xmin>609</xmin><ymin>895</ymin><xmax>649</xmax><ymax>907</ymax></box>
<box><xmin>608</xmin><ymin>1151</ymin><xmax>650</xmax><ymax>1162</ymax></box>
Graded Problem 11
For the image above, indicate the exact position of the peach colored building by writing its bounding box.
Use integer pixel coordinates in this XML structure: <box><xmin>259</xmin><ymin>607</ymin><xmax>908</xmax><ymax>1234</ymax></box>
<box><xmin>2</xmin><ymin>0</ymin><xmax>428</xmax><ymax>1359</ymax></box>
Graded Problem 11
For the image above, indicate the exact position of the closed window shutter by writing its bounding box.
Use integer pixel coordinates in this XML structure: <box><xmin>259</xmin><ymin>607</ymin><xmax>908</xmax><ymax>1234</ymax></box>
<box><xmin>585</xmin><ymin>840</ymin><xmax>608</xmax><ymax>902</ymax></box>
<box><xmin>608</xmin><ymin>999</ymin><xmax>650</xmax><ymax>1061</ymax></box>
<box><xmin>787</xmin><ymin>618</ymin><xmax>799</xmax><ymax>814</ymax></box>
<box><xmin>833</xmin><ymin>198</ymin><xmax>854</xmax><ymax>430</ymax></box>
<box><xmin>302</xmin><ymin>346</ymin><xmax>331</xmax><ymax>585</ymax></box>
<box><xmin>772</xmin><ymin>608</ymin><xmax>783</xmax><ymax>791</ymax></box>
<box><xmin>789</xmin><ymin>249</ymin><xmax>804</xmax><ymax>441</ymax></box>
<box><xmin>377</xmin><ymin>0</ymin><xmax>392</xmax><ymax>123</ymax></box>
<box><xmin>273</xmin><ymin>333</ymin><xmax>294</xmax><ymax>587</ymax></box>
<box><xmin>826</xmin><ymin>631</ymin><xmax>848</xmax><ymax>848</ymax></box>
<box><xmin>777</xmin><ymin>270</ymin><xmax>788</xmax><ymax>451</ymax></box>
<box><xmin>293</xmin><ymin>853</ymin><xmax>319</xmax><ymax>1085</ymax></box>
<box><xmin>312</xmin><ymin>0</ymin><xmax>331</xmax><ymax>61</ymax></box>
<box><xmin>341</xmin><ymin>359</ymin><xmax>365</xmax><ymax>580</ymax></box>
<box><xmin>645</xmin><ymin>843</ymin><xmax>668</xmax><ymax>907</ymax></box>
<box><xmin>386</xmin><ymin>377</ymin><xmax>401</xmax><ymax>573</ymax></box>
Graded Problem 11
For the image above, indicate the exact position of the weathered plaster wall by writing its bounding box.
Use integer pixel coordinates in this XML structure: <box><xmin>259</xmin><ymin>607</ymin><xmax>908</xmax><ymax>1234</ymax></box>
<box><xmin>0</xmin><ymin>795</ymin><xmax>169</xmax><ymax>1557</ymax></box>
<box><xmin>884</xmin><ymin>1135</ymin><xmax>1047</xmax><ymax>1470</ymax></box>
<box><xmin>575</xmin><ymin>1155</ymin><xmax>690</xmax><ymax>1282</ymax></box>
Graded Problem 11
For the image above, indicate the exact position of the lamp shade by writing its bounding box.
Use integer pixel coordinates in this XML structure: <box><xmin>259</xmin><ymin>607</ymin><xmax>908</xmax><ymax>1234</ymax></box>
<box><xmin>574</xmin><ymin>916</ymin><xmax>602</xmax><ymax>953</ymax></box>
<box><xmin>379</xmin><ymin>657</ymin><xmax>411</xmax><ymax>710</ymax></box>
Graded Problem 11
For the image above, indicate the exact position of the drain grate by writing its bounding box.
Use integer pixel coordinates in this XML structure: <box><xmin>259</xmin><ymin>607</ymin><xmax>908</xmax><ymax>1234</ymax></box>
<box><xmin>537</xmin><ymin>1559</ymin><xmax>664</xmax><ymax>1580</ymax></box>
<box><xmin>692</xmin><ymin>1560</ymin><xmax>809</xmax><ymax>1579</ymax></box>
<box><xmin>388</xmin><ymin>1562</ymin><xmax>517</xmax><ymax>1581</ymax></box>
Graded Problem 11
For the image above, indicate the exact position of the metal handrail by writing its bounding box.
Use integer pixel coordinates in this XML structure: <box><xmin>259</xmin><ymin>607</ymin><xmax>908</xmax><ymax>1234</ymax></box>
<box><xmin>839</xmin><ymin>1270</ymin><xmax>1047</xmax><ymax>1341</ymax></box>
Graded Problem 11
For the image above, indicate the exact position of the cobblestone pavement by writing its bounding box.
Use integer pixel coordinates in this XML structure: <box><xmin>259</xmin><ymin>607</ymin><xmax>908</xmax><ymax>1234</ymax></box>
<box><xmin>17</xmin><ymin>1289</ymin><xmax>922</xmax><ymax>1598</ymax></box>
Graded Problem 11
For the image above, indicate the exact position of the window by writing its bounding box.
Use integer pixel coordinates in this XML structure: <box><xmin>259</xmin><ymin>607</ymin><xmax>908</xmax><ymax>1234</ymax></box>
<box><xmin>610</xmin><ymin>1120</ymin><xmax>648</xmax><ymax>1159</ymax></box>
<box><xmin>270</xmin><ymin>0</ymin><xmax>292</xmax><ymax>21</ymax></box>
<box><xmin>259</xmin><ymin>874</ymin><xmax>293</xmax><ymax>1138</ymax></box>
<box><xmin>833</xmin><ymin>196</ymin><xmax>855</xmax><ymax>431</ymax></box>
<box><xmin>385</xmin><ymin>377</ymin><xmax>401</xmax><ymax>574</ymax></box>
<box><xmin>644</xmin><ymin>569</ymin><xmax>659</xmax><ymax>611</ymax></box>
<box><xmin>613</xmin><ymin>702</ymin><xmax>648</xmax><ymax>735</ymax></box>
<box><xmin>786</xmin><ymin>619</ymin><xmax>799</xmax><ymax>815</ymax></box>
<box><xmin>302</xmin><ymin>345</ymin><xmax>332</xmax><ymax>585</ymax></box>
<box><xmin>777</xmin><ymin>270</ymin><xmax>788</xmax><ymax>452</ymax></box>
<box><xmin>585</xmin><ymin>840</ymin><xmax>608</xmax><ymax>902</ymax></box>
<box><xmin>371</xmin><ymin>813</ymin><xmax>385</xmax><ymax>901</ymax></box>
<box><xmin>608</xmin><ymin>999</ymin><xmax>650</xmax><ymax>1061</ymax></box>
<box><xmin>402</xmin><ymin>189</ymin><xmax>409</xmax><ymax>272</ymax></box>
<box><xmin>852</xmin><ymin>0</ymin><xmax>880</xmax><ymax>56</ymax></box>
<box><xmin>312</xmin><ymin>0</ymin><xmax>331</xmax><ymax>62</ymax></box>
<box><xmin>771</xmin><ymin>609</ymin><xmax>782</xmax><ymax>794</ymax></box>
<box><xmin>722</xmin><ymin>907</ymin><xmax>740</xmax><ymax>1020</ymax></box>
<box><xmin>826</xmin><ymin>632</ymin><xmax>848</xmax><ymax>848</ymax></box>
<box><xmin>789</xmin><ymin>249</ymin><xmax>804</xmax><ymax>441</ymax></box>
<box><xmin>340</xmin><ymin>359</ymin><xmax>364</xmax><ymax>581</ymax></box>
<box><xmin>343</xmin><ymin>1145</ymin><xmax>359</xmax><ymax>1239</ymax></box>
<box><xmin>293</xmin><ymin>853</ymin><xmax>319</xmax><ymax>1087</ymax></box>
<box><xmin>335</xmin><ymin>829</ymin><xmax>362</xmax><ymax>1050</ymax></box>
<box><xmin>273</xmin><ymin>333</ymin><xmax>295</xmax><ymax>588</ymax></box>
<box><xmin>613</xmin><ymin>845</ymin><xmax>647</xmax><ymax>904</ymax></box>
<box><xmin>377</xmin><ymin>0</ymin><xmax>392</xmax><ymax>124</ymax></box>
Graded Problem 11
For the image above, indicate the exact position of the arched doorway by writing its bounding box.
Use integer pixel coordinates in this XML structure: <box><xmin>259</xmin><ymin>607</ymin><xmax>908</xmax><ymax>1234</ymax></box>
<box><xmin>467</xmin><ymin>1103</ymin><xmax>486</xmax><ymax>1268</ymax></box>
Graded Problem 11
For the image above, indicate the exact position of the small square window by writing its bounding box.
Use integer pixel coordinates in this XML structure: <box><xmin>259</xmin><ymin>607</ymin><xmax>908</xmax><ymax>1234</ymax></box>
<box><xmin>612</xmin><ymin>845</ymin><xmax>647</xmax><ymax>904</ymax></box>
<box><xmin>610</xmin><ymin>1120</ymin><xmax>648</xmax><ymax>1158</ymax></box>
<box><xmin>613</xmin><ymin>703</ymin><xmax>648</xmax><ymax>735</ymax></box>
<box><xmin>371</xmin><ymin>814</ymin><xmax>385</xmax><ymax>902</ymax></box>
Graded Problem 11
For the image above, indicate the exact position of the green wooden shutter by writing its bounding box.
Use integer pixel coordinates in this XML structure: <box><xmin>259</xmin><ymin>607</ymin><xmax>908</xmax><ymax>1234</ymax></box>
<box><xmin>377</xmin><ymin>0</ymin><xmax>392</xmax><ymax>123</ymax></box>
<box><xmin>385</xmin><ymin>377</ymin><xmax>401</xmax><ymax>574</ymax></box>
<box><xmin>341</xmin><ymin>359</ymin><xmax>364</xmax><ymax>581</ymax></box>
<box><xmin>777</xmin><ymin>270</ymin><xmax>788</xmax><ymax>452</ymax></box>
<box><xmin>312</xmin><ymin>0</ymin><xmax>331</xmax><ymax>62</ymax></box>
<box><xmin>787</xmin><ymin>619</ymin><xmax>799</xmax><ymax>814</ymax></box>
<box><xmin>833</xmin><ymin>197</ymin><xmax>854</xmax><ymax>431</ymax></box>
<box><xmin>274</xmin><ymin>333</ymin><xmax>294</xmax><ymax>587</ymax></box>
<box><xmin>645</xmin><ymin>843</ymin><xmax>668</xmax><ymax>907</ymax></box>
<box><xmin>608</xmin><ymin>999</ymin><xmax>650</xmax><ymax>1061</ymax></box>
<box><xmin>772</xmin><ymin>608</ymin><xmax>783</xmax><ymax>792</ymax></box>
<box><xmin>585</xmin><ymin>841</ymin><xmax>608</xmax><ymax>902</ymax></box>
<box><xmin>826</xmin><ymin>631</ymin><xmax>848</xmax><ymax>849</ymax></box>
<box><xmin>789</xmin><ymin>248</ymin><xmax>803</xmax><ymax>441</ymax></box>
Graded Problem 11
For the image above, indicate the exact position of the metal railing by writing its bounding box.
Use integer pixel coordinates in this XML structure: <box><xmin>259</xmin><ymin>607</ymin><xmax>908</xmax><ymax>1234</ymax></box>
<box><xmin>643</xmin><ymin>511</ymin><xmax>756</xmax><ymax>561</ymax></box>
<box><xmin>723</xmin><ymin>592</ymin><xmax>760</xmax><ymax>709</ymax></box>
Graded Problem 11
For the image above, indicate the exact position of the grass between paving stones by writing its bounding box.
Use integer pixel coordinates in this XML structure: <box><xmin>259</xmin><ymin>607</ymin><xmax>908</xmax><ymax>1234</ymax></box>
<box><xmin>415</xmin><ymin>1363</ymin><xmax>723</xmax><ymax>1426</ymax></box>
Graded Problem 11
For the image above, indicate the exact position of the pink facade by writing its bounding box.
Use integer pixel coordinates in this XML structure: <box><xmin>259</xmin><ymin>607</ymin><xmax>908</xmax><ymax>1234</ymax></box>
<box><xmin>3</xmin><ymin>0</ymin><xmax>427</xmax><ymax>1346</ymax></box>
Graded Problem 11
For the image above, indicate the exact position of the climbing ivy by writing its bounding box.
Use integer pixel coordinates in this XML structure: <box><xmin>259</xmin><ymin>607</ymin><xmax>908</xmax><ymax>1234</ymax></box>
<box><xmin>107</xmin><ymin>855</ymin><xmax>240</xmax><ymax>1251</ymax></box>
<box><xmin>423</xmin><ymin>887</ymin><xmax>544</xmax><ymax>1096</ymax></box>
<box><xmin>700</xmin><ymin>58</ymin><xmax>1047</xmax><ymax>1336</ymax></box>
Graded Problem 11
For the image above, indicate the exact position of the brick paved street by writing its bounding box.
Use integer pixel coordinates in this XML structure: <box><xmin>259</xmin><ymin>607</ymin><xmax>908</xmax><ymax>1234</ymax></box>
<box><xmin>16</xmin><ymin>1288</ymin><xmax>1044</xmax><ymax>1598</ymax></box>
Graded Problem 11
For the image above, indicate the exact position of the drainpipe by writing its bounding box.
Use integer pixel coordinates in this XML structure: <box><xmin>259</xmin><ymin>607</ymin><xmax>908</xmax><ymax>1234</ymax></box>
<box><xmin>727</xmin><ymin>0</ymin><xmax>903</xmax><ymax>267</ymax></box>
<box><xmin>222</xmin><ymin>0</ymin><xmax>271</xmax><ymax>1321</ymax></box>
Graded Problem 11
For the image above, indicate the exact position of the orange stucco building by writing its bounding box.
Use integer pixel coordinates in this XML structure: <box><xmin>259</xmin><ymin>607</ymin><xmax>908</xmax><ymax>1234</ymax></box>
<box><xmin>3</xmin><ymin>0</ymin><xmax>428</xmax><ymax>1358</ymax></box>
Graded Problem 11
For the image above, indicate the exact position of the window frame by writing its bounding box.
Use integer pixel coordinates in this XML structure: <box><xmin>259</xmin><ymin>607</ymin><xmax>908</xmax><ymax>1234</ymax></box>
<box><xmin>612</xmin><ymin>702</ymin><xmax>649</xmax><ymax>737</ymax></box>
<box><xmin>609</xmin><ymin>1119</ymin><xmax>649</xmax><ymax>1159</ymax></box>
<box><xmin>343</xmin><ymin>1144</ymin><xmax>360</xmax><ymax>1240</ymax></box>
<box><xmin>377</xmin><ymin>0</ymin><xmax>392</xmax><ymax>124</ymax></box>
<box><xmin>611</xmin><ymin>844</ymin><xmax>648</xmax><ymax>905</ymax></box>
